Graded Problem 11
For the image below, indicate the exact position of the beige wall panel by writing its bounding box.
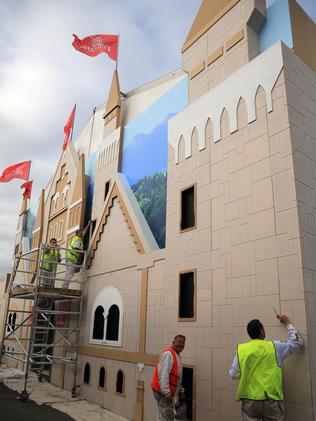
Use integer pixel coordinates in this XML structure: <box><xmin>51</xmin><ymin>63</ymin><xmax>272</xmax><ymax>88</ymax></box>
<box><xmin>183</xmin><ymin>0</ymin><xmax>266</xmax><ymax>103</ymax></box>
<box><xmin>282</xmin><ymin>46</ymin><xmax>316</xmax><ymax>417</ymax></box>
<box><xmin>89</xmin><ymin>198</ymin><xmax>140</xmax><ymax>275</ymax></box>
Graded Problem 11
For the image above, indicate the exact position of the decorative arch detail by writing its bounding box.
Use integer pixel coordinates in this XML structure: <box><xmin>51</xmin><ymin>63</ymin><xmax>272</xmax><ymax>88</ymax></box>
<box><xmin>168</xmin><ymin>42</ymin><xmax>284</xmax><ymax>163</ymax></box>
<box><xmin>90</xmin><ymin>286</ymin><xmax>123</xmax><ymax>347</ymax></box>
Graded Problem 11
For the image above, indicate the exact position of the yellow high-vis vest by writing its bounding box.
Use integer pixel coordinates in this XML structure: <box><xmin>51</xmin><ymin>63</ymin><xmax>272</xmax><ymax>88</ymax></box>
<box><xmin>40</xmin><ymin>249</ymin><xmax>59</xmax><ymax>272</ymax></box>
<box><xmin>236</xmin><ymin>340</ymin><xmax>283</xmax><ymax>401</ymax></box>
<box><xmin>66</xmin><ymin>236</ymin><xmax>83</xmax><ymax>263</ymax></box>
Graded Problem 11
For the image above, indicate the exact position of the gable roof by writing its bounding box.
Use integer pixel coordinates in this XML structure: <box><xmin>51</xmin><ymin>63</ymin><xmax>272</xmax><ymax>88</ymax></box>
<box><xmin>87</xmin><ymin>173</ymin><xmax>159</xmax><ymax>267</ymax></box>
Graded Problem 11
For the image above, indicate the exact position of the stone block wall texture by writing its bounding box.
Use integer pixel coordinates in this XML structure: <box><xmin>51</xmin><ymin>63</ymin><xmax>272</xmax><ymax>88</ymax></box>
<box><xmin>79</xmin><ymin>197</ymin><xmax>167</xmax><ymax>419</ymax></box>
<box><xmin>79</xmin><ymin>355</ymin><xmax>137</xmax><ymax>420</ymax></box>
<box><xmin>83</xmin><ymin>199</ymin><xmax>141</xmax><ymax>351</ymax></box>
<box><xmin>283</xmin><ymin>43</ymin><xmax>316</xmax><ymax>419</ymax></box>
<box><xmin>163</xmin><ymin>51</ymin><xmax>312</xmax><ymax>418</ymax></box>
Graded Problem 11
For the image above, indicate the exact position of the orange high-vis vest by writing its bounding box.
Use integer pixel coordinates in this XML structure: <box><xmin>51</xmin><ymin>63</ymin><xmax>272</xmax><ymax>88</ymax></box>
<box><xmin>151</xmin><ymin>347</ymin><xmax>179</xmax><ymax>396</ymax></box>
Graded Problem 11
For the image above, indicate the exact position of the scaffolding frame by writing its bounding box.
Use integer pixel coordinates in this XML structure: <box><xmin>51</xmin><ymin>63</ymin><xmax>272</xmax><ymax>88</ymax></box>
<box><xmin>0</xmin><ymin>243</ymin><xmax>86</xmax><ymax>400</ymax></box>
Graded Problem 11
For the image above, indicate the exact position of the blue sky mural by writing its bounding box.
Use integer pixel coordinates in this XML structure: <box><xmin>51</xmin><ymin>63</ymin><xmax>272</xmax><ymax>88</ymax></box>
<box><xmin>122</xmin><ymin>75</ymin><xmax>188</xmax><ymax>185</ymax></box>
<box><xmin>85</xmin><ymin>151</ymin><xmax>96</xmax><ymax>224</ymax></box>
<box><xmin>121</xmin><ymin>75</ymin><xmax>188</xmax><ymax>247</ymax></box>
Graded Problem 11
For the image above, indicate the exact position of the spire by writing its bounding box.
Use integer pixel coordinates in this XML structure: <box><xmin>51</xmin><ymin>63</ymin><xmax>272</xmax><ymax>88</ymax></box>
<box><xmin>182</xmin><ymin>0</ymin><xmax>239</xmax><ymax>53</ymax></box>
<box><xmin>103</xmin><ymin>69</ymin><xmax>122</xmax><ymax>127</ymax></box>
<box><xmin>19</xmin><ymin>196</ymin><xmax>28</xmax><ymax>216</ymax></box>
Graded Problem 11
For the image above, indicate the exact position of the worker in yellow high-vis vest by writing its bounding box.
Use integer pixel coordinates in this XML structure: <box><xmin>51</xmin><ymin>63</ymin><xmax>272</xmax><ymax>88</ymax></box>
<box><xmin>40</xmin><ymin>237</ymin><xmax>61</xmax><ymax>288</ymax></box>
<box><xmin>61</xmin><ymin>221</ymin><xmax>91</xmax><ymax>291</ymax></box>
<box><xmin>229</xmin><ymin>314</ymin><xmax>303</xmax><ymax>421</ymax></box>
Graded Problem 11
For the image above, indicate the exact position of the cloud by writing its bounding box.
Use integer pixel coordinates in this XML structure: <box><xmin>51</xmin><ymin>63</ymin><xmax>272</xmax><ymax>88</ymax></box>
<box><xmin>2</xmin><ymin>0</ymin><xmax>312</xmax><ymax>275</ymax></box>
<box><xmin>0</xmin><ymin>0</ymin><xmax>200</xmax><ymax>274</ymax></box>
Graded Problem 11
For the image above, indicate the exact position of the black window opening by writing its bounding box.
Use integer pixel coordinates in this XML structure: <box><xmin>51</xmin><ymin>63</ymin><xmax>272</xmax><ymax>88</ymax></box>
<box><xmin>116</xmin><ymin>370</ymin><xmax>124</xmax><ymax>394</ymax></box>
<box><xmin>181</xmin><ymin>186</ymin><xmax>195</xmax><ymax>230</ymax></box>
<box><xmin>182</xmin><ymin>367</ymin><xmax>194</xmax><ymax>420</ymax></box>
<box><xmin>99</xmin><ymin>367</ymin><xmax>106</xmax><ymax>389</ymax></box>
<box><xmin>83</xmin><ymin>363</ymin><xmax>90</xmax><ymax>385</ymax></box>
<box><xmin>7</xmin><ymin>313</ymin><xmax>12</xmax><ymax>332</ymax></box>
<box><xmin>93</xmin><ymin>305</ymin><xmax>105</xmax><ymax>340</ymax></box>
<box><xmin>12</xmin><ymin>312</ymin><xmax>16</xmax><ymax>329</ymax></box>
<box><xmin>179</xmin><ymin>272</ymin><xmax>195</xmax><ymax>319</ymax></box>
<box><xmin>104</xmin><ymin>181</ymin><xmax>110</xmax><ymax>201</ymax></box>
<box><xmin>106</xmin><ymin>304</ymin><xmax>120</xmax><ymax>341</ymax></box>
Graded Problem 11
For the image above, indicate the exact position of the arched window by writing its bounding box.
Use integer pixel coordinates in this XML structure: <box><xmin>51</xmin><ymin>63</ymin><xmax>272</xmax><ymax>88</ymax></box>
<box><xmin>116</xmin><ymin>370</ymin><xmax>124</xmax><ymax>394</ymax></box>
<box><xmin>12</xmin><ymin>312</ymin><xmax>16</xmax><ymax>329</ymax></box>
<box><xmin>106</xmin><ymin>305</ymin><xmax>119</xmax><ymax>341</ymax></box>
<box><xmin>62</xmin><ymin>186</ymin><xmax>69</xmax><ymax>207</ymax></box>
<box><xmin>99</xmin><ymin>367</ymin><xmax>106</xmax><ymax>389</ymax></box>
<box><xmin>49</xmin><ymin>227</ymin><xmax>53</xmax><ymax>240</ymax></box>
<box><xmin>52</xmin><ymin>193</ymin><xmax>60</xmax><ymax>213</ymax></box>
<box><xmin>83</xmin><ymin>363</ymin><xmax>90</xmax><ymax>385</ymax></box>
<box><xmin>90</xmin><ymin>287</ymin><xmax>123</xmax><ymax>346</ymax></box>
<box><xmin>92</xmin><ymin>306</ymin><xmax>105</xmax><ymax>340</ymax></box>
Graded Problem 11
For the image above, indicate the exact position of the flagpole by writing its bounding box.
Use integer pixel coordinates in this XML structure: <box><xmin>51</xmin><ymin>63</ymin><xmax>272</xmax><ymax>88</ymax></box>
<box><xmin>70</xmin><ymin>104</ymin><xmax>77</xmax><ymax>143</ymax></box>
<box><xmin>116</xmin><ymin>34</ymin><xmax>120</xmax><ymax>71</ymax></box>
<box><xmin>87</xmin><ymin>107</ymin><xmax>96</xmax><ymax>156</ymax></box>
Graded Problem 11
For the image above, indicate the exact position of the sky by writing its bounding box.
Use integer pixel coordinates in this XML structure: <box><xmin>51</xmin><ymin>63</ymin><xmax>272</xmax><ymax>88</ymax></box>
<box><xmin>0</xmin><ymin>0</ymin><xmax>315</xmax><ymax>275</ymax></box>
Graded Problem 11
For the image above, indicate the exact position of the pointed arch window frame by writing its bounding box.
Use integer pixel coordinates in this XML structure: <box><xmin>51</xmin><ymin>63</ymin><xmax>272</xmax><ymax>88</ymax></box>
<box><xmin>89</xmin><ymin>286</ymin><xmax>123</xmax><ymax>347</ymax></box>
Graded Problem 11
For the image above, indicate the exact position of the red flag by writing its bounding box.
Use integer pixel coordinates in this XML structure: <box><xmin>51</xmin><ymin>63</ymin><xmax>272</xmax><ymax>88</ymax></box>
<box><xmin>0</xmin><ymin>161</ymin><xmax>31</xmax><ymax>183</ymax></box>
<box><xmin>21</xmin><ymin>180</ymin><xmax>33</xmax><ymax>199</ymax></box>
<box><xmin>62</xmin><ymin>105</ymin><xmax>76</xmax><ymax>151</ymax></box>
<box><xmin>72</xmin><ymin>34</ymin><xmax>119</xmax><ymax>61</ymax></box>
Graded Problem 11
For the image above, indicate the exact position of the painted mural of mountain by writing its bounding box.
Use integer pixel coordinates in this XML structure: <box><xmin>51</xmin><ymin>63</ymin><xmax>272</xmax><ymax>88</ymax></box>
<box><xmin>132</xmin><ymin>171</ymin><xmax>167</xmax><ymax>248</ymax></box>
<box><xmin>123</xmin><ymin>113</ymin><xmax>175</xmax><ymax>186</ymax></box>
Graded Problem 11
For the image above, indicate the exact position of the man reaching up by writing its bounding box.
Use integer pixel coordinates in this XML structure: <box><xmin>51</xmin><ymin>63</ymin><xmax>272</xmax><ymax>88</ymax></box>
<box><xmin>230</xmin><ymin>314</ymin><xmax>303</xmax><ymax>420</ymax></box>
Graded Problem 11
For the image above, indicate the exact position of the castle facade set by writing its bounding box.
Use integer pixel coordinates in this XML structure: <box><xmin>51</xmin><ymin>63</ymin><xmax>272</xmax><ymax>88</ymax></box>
<box><xmin>1</xmin><ymin>1</ymin><xmax>316</xmax><ymax>420</ymax></box>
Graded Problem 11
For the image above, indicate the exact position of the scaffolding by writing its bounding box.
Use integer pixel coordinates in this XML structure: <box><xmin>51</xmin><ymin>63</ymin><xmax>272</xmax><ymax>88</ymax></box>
<box><xmin>0</xmin><ymin>243</ymin><xmax>86</xmax><ymax>400</ymax></box>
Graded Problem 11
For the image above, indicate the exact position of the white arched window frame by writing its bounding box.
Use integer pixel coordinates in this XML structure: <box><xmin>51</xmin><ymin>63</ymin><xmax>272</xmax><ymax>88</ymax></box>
<box><xmin>52</xmin><ymin>192</ymin><xmax>60</xmax><ymax>214</ymax></box>
<box><xmin>62</xmin><ymin>185</ymin><xmax>69</xmax><ymax>208</ymax></box>
<box><xmin>89</xmin><ymin>287</ymin><xmax>123</xmax><ymax>347</ymax></box>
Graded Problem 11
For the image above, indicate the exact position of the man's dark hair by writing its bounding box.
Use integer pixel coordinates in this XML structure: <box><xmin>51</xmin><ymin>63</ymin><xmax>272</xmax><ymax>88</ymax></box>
<box><xmin>174</xmin><ymin>334</ymin><xmax>186</xmax><ymax>341</ymax></box>
<box><xmin>50</xmin><ymin>238</ymin><xmax>57</xmax><ymax>242</ymax></box>
<box><xmin>247</xmin><ymin>319</ymin><xmax>263</xmax><ymax>339</ymax></box>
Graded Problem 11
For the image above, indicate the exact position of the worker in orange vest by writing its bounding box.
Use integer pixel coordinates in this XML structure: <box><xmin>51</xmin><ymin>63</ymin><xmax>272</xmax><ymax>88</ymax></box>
<box><xmin>151</xmin><ymin>335</ymin><xmax>186</xmax><ymax>421</ymax></box>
